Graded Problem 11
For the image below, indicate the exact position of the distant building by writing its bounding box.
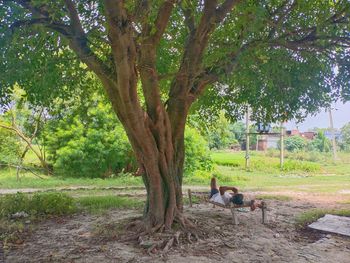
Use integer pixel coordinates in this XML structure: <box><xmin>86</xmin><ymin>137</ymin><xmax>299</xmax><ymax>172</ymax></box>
<box><xmin>324</xmin><ymin>130</ymin><xmax>342</xmax><ymax>140</ymax></box>
<box><xmin>286</xmin><ymin>130</ymin><xmax>300</xmax><ymax>136</ymax></box>
<box><xmin>300</xmin><ymin>131</ymin><xmax>316</xmax><ymax>140</ymax></box>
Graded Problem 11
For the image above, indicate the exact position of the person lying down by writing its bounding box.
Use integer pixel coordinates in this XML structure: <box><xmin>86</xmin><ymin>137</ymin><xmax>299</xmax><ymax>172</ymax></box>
<box><xmin>209</xmin><ymin>177</ymin><xmax>263</xmax><ymax>211</ymax></box>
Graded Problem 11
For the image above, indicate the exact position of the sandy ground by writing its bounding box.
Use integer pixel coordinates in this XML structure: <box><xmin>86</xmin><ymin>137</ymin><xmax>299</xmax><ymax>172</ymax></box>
<box><xmin>3</xmin><ymin>193</ymin><xmax>350</xmax><ymax>263</ymax></box>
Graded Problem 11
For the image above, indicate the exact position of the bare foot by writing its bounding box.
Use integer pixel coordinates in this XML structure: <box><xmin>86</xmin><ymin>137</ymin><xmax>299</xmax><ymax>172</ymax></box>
<box><xmin>250</xmin><ymin>200</ymin><xmax>257</xmax><ymax>211</ymax></box>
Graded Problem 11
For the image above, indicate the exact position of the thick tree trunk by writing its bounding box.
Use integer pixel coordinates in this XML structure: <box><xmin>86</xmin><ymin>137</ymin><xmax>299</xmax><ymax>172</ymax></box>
<box><xmin>123</xmin><ymin>109</ymin><xmax>187</xmax><ymax>230</ymax></box>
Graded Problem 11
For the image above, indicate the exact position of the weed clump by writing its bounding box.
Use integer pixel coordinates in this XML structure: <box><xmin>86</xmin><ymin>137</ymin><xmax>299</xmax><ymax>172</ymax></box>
<box><xmin>0</xmin><ymin>192</ymin><xmax>76</xmax><ymax>219</ymax></box>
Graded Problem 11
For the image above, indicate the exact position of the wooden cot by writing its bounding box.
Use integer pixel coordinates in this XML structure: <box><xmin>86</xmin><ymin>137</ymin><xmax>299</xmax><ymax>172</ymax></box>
<box><xmin>187</xmin><ymin>189</ymin><xmax>267</xmax><ymax>225</ymax></box>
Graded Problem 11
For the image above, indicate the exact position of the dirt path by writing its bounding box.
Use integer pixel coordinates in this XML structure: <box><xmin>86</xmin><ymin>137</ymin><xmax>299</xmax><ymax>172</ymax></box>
<box><xmin>4</xmin><ymin>197</ymin><xmax>350</xmax><ymax>263</ymax></box>
<box><xmin>0</xmin><ymin>186</ymin><xmax>146</xmax><ymax>195</ymax></box>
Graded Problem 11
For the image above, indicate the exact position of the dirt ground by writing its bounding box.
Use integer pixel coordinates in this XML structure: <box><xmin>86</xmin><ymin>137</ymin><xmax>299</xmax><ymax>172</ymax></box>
<box><xmin>3</xmin><ymin>193</ymin><xmax>350</xmax><ymax>263</ymax></box>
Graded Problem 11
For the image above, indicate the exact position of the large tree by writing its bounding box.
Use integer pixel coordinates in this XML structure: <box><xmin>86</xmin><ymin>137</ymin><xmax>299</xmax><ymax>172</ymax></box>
<box><xmin>1</xmin><ymin>0</ymin><xmax>349</xmax><ymax>231</ymax></box>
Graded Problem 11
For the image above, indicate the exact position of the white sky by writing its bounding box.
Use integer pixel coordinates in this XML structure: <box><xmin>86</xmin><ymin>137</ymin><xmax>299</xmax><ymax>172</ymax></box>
<box><xmin>285</xmin><ymin>101</ymin><xmax>350</xmax><ymax>131</ymax></box>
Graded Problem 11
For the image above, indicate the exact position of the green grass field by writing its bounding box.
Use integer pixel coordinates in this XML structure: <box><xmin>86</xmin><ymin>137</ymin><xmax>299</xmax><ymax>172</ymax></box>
<box><xmin>208</xmin><ymin>151</ymin><xmax>350</xmax><ymax>193</ymax></box>
<box><xmin>1</xmin><ymin>150</ymin><xmax>350</xmax><ymax>195</ymax></box>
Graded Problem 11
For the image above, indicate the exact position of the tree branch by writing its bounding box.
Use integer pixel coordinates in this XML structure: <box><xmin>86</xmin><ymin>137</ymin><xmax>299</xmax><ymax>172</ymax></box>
<box><xmin>180</xmin><ymin>1</ymin><xmax>195</xmax><ymax>33</ymax></box>
<box><xmin>63</xmin><ymin>0</ymin><xmax>85</xmax><ymax>36</ymax></box>
<box><xmin>149</xmin><ymin>0</ymin><xmax>177</xmax><ymax>45</ymax></box>
<box><xmin>10</xmin><ymin>0</ymin><xmax>116</xmax><ymax>87</ymax></box>
<box><xmin>215</xmin><ymin>0</ymin><xmax>241</xmax><ymax>23</ymax></box>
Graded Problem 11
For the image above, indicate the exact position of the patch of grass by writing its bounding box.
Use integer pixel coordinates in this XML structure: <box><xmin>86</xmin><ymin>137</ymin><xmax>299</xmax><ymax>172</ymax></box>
<box><xmin>0</xmin><ymin>192</ymin><xmax>76</xmax><ymax>218</ymax></box>
<box><xmin>295</xmin><ymin>209</ymin><xmax>350</xmax><ymax>227</ymax></box>
<box><xmin>211</xmin><ymin>151</ymin><xmax>321</xmax><ymax>173</ymax></box>
<box><xmin>183</xmin><ymin>195</ymin><xmax>201</xmax><ymax>205</ymax></box>
<box><xmin>76</xmin><ymin>195</ymin><xmax>144</xmax><ymax>213</ymax></box>
<box><xmin>256</xmin><ymin>194</ymin><xmax>292</xmax><ymax>201</ymax></box>
<box><xmin>0</xmin><ymin>167</ymin><xmax>143</xmax><ymax>189</ymax></box>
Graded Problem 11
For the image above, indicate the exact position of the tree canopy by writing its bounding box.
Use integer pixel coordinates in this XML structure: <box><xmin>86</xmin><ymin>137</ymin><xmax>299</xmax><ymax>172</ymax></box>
<box><xmin>1</xmin><ymin>1</ymin><xmax>349</xmax><ymax>120</ymax></box>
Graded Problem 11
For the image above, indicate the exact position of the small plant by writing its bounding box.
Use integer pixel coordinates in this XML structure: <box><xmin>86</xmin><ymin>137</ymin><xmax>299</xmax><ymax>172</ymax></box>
<box><xmin>30</xmin><ymin>192</ymin><xmax>76</xmax><ymax>216</ymax></box>
<box><xmin>0</xmin><ymin>192</ymin><xmax>29</xmax><ymax>218</ymax></box>
<box><xmin>0</xmin><ymin>192</ymin><xmax>76</xmax><ymax>219</ymax></box>
<box><xmin>0</xmin><ymin>219</ymin><xmax>27</xmax><ymax>246</ymax></box>
<box><xmin>183</xmin><ymin>195</ymin><xmax>201</xmax><ymax>205</ymax></box>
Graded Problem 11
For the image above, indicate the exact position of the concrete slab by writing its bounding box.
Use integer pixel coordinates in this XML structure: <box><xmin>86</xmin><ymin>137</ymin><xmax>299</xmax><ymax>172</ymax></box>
<box><xmin>308</xmin><ymin>214</ymin><xmax>350</xmax><ymax>237</ymax></box>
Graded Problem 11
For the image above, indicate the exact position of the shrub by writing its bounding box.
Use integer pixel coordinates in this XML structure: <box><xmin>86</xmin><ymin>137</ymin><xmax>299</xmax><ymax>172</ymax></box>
<box><xmin>282</xmin><ymin>135</ymin><xmax>307</xmax><ymax>152</ymax></box>
<box><xmin>30</xmin><ymin>192</ymin><xmax>76</xmax><ymax>216</ymax></box>
<box><xmin>307</xmin><ymin>131</ymin><xmax>331</xmax><ymax>152</ymax></box>
<box><xmin>0</xmin><ymin>192</ymin><xmax>76</xmax><ymax>218</ymax></box>
<box><xmin>45</xmin><ymin>103</ymin><xmax>135</xmax><ymax>178</ymax></box>
<box><xmin>0</xmin><ymin>192</ymin><xmax>29</xmax><ymax>218</ymax></box>
<box><xmin>0</xmin><ymin>127</ymin><xmax>22</xmax><ymax>165</ymax></box>
<box><xmin>184</xmin><ymin>126</ymin><xmax>213</xmax><ymax>175</ymax></box>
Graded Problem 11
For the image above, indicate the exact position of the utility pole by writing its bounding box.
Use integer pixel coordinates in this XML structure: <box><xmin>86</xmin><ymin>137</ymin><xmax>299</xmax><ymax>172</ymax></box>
<box><xmin>328</xmin><ymin>108</ymin><xmax>337</xmax><ymax>161</ymax></box>
<box><xmin>280</xmin><ymin>122</ymin><xmax>284</xmax><ymax>169</ymax></box>
<box><xmin>245</xmin><ymin>106</ymin><xmax>250</xmax><ymax>170</ymax></box>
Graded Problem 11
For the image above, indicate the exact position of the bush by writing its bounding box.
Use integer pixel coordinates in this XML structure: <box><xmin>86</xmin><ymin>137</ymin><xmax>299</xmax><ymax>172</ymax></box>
<box><xmin>0</xmin><ymin>128</ymin><xmax>22</xmax><ymax>165</ymax></box>
<box><xmin>184</xmin><ymin>126</ymin><xmax>213</xmax><ymax>175</ymax></box>
<box><xmin>282</xmin><ymin>135</ymin><xmax>307</xmax><ymax>152</ymax></box>
<box><xmin>207</xmin><ymin>111</ymin><xmax>236</xmax><ymax>150</ymax></box>
<box><xmin>307</xmin><ymin>131</ymin><xmax>331</xmax><ymax>152</ymax></box>
<box><xmin>0</xmin><ymin>192</ymin><xmax>76</xmax><ymax>218</ymax></box>
<box><xmin>45</xmin><ymin>103</ymin><xmax>135</xmax><ymax>178</ymax></box>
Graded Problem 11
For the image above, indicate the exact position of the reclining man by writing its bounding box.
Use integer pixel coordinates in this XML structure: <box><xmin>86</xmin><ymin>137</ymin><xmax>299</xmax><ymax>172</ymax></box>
<box><xmin>209</xmin><ymin>177</ymin><xmax>262</xmax><ymax>211</ymax></box>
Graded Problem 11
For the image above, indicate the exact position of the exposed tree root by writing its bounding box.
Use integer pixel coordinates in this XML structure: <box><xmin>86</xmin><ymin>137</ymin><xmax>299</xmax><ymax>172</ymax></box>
<box><xmin>120</xmin><ymin>215</ymin><xmax>203</xmax><ymax>254</ymax></box>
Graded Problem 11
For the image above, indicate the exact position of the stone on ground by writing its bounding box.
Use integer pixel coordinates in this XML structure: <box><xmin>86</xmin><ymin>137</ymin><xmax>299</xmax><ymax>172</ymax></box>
<box><xmin>308</xmin><ymin>214</ymin><xmax>350</xmax><ymax>237</ymax></box>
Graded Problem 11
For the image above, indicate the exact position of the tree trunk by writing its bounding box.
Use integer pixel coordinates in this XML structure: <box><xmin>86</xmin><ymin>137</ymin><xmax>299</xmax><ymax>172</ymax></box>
<box><xmin>118</xmin><ymin>105</ymin><xmax>188</xmax><ymax>230</ymax></box>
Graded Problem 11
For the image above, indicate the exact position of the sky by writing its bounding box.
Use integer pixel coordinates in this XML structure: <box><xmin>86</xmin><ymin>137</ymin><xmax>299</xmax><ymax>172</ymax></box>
<box><xmin>285</xmin><ymin>101</ymin><xmax>350</xmax><ymax>131</ymax></box>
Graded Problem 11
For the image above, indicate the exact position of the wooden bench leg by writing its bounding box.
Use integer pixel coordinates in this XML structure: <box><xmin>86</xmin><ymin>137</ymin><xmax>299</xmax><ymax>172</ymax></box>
<box><xmin>188</xmin><ymin>189</ymin><xmax>192</xmax><ymax>207</ymax></box>
<box><xmin>261</xmin><ymin>201</ymin><xmax>267</xmax><ymax>224</ymax></box>
<box><xmin>230</xmin><ymin>208</ymin><xmax>239</xmax><ymax>225</ymax></box>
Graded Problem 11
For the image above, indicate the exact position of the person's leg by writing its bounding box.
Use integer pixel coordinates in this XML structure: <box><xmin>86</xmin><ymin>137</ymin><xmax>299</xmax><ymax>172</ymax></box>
<box><xmin>210</xmin><ymin>178</ymin><xmax>219</xmax><ymax>198</ymax></box>
<box><xmin>211</xmin><ymin>177</ymin><xmax>218</xmax><ymax>190</ymax></box>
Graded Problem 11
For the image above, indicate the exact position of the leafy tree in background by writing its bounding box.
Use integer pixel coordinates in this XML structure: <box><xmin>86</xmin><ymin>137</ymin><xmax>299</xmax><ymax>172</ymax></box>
<box><xmin>207</xmin><ymin>111</ymin><xmax>235</xmax><ymax>149</ymax></box>
<box><xmin>0</xmin><ymin>128</ymin><xmax>21</xmax><ymax>165</ymax></box>
<box><xmin>1</xmin><ymin>1</ymin><xmax>350</xmax><ymax>230</ymax></box>
<box><xmin>229</xmin><ymin>122</ymin><xmax>245</xmax><ymax>146</ymax></box>
<box><xmin>0</xmin><ymin>86</ymin><xmax>50</xmax><ymax>173</ymax></box>
<box><xmin>184</xmin><ymin>126</ymin><xmax>212</xmax><ymax>175</ymax></box>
